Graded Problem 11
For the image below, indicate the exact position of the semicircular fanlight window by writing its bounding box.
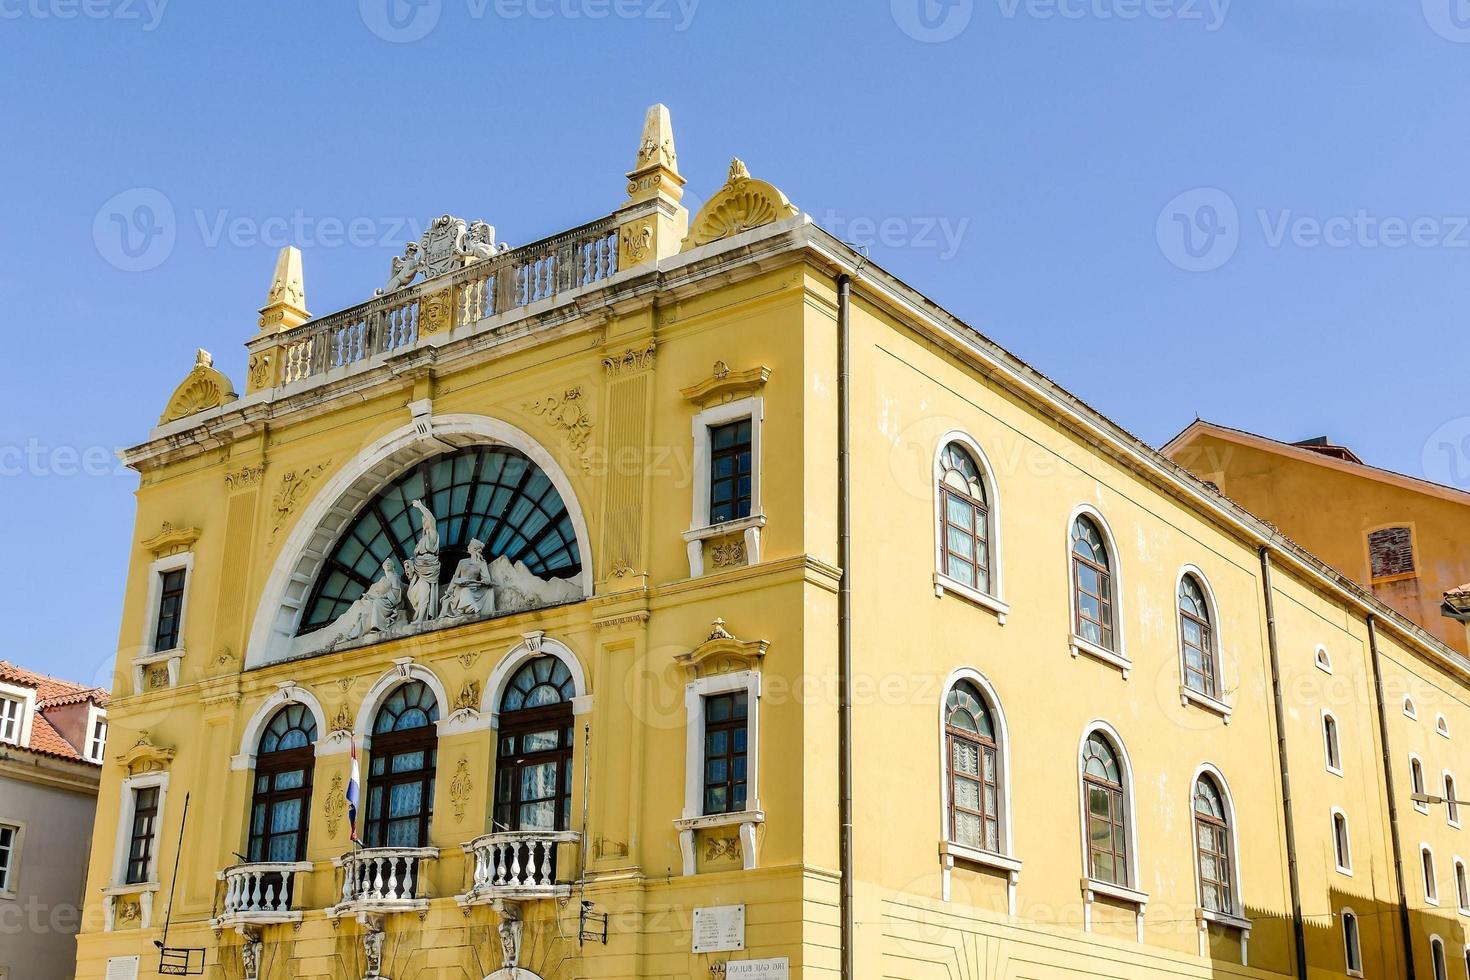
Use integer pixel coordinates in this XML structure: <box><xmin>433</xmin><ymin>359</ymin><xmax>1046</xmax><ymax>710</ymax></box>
<box><xmin>500</xmin><ymin>656</ymin><xmax>576</xmax><ymax>713</ymax></box>
<box><xmin>299</xmin><ymin>446</ymin><xmax>582</xmax><ymax>634</ymax></box>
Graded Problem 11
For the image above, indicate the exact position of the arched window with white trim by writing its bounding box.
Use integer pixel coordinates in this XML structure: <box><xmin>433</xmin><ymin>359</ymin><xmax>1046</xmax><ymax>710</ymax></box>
<box><xmin>1454</xmin><ymin>857</ymin><xmax>1468</xmax><ymax>913</ymax></box>
<box><xmin>364</xmin><ymin>680</ymin><xmax>439</xmax><ymax>848</ymax></box>
<box><xmin>1071</xmin><ymin>516</ymin><xmax>1116</xmax><ymax>652</ymax></box>
<box><xmin>1081</xmin><ymin>729</ymin><xmax>1132</xmax><ymax>886</ymax></box>
<box><xmin>1439</xmin><ymin>714</ymin><xmax>1452</xmax><ymax>738</ymax></box>
<box><xmin>1322</xmin><ymin>711</ymin><xmax>1342</xmax><ymax>774</ymax></box>
<box><xmin>1405</xmin><ymin>696</ymin><xmax>1419</xmax><ymax>719</ymax></box>
<box><xmin>247</xmin><ymin>704</ymin><xmax>317</xmax><ymax>863</ymax></box>
<box><xmin>1447</xmin><ymin>772</ymin><xmax>1461</xmax><ymax>827</ymax></box>
<box><xmin>1315</xmin><ymin>647</ymin><xmax>1333</xmax><ymax>674</ymax></box>
<box><xmin>944</xmin><ymin>679</ymin><xmax>1002</xmax><ymax>853</ymax></box>
<box><xmin>1178</xmin><ymin>573</ymin><xmax>1220</xmax><ymax>699</ymax></box>
<box><xmin>1432</xmin><ymin>935</ymin><xmax>1448</xmax><ymax>980</ymax></box>
<box><xmin>1332</xmin><ymin>810</ymin><xmax>1352</xmax><ymax>874</ymax></box>
<box><xmin>1342</xmin><ymin>908</ymin><xmax>1362</xmax><ymax>976</ymax></box>
<box><xmin>1424</xmin><ymin>845</ymin><xmax>1440</xmax><ymax>905</ymax></box>
<box><xmin>936</xmin><ymin>441</ymin><xmax>994</xmax><ymax>596</ymax></box>
<box><xmin>1193</xmin><ymin>771</ymin><xmax>1238</xmax><ymax>914</ymax></box>
<box><xmin>1413</xmin><ymin>755</ymin><xmax>1429</xmax><ymax>813</ymax></box>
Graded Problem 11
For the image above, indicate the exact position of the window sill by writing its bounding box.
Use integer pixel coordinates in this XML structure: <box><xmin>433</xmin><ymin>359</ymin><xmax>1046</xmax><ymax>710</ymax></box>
<box><xmin>1335</xmin><ymin>865</ymin><xmax>1354</xmax><ymax>878</ymax></box>
<box><xmin>1070</xmin><ymin>635</ymin><xmax>1131</xmax><ymax>678</ymax></box>
<box><xmin>674</xmin><ymin>810</ymin><xmax>765</xmax><ymax>833</ymax></box>
<box><xmin>933</xmin><ymin>574</ymin><xmax>1009</xmax><ymax>624</ymax></box>
<box><xmin>940</xmin><ymin>840</ymin><xmax>1021</xmax><ymax>875</ymax></box>
<box><xmin>1414</xmin><ymin>803</ymin><xmax>1430</xmax><ymax>815</ymax></box>
<box><xmin>1082</xmin><ymin>878</ymin><xmax>1149</xmax><ymax>907</ymax></box>
<box><xmin>133</xmin><ymin>648</ymin><xmax>183</xmax><ymax>665</ymax></box>
<box><xmin>102</xmin><ymin>882</ymin><xmax>159</xmax><ymax>896</ymax></box>
<box><xmin>1180</xmin><ymin>686</ymin><xmax>1232</xmax><ymax>723</ymax></box>
<box><xmin>1197</xmin><ymin>908</ymin><xmax>1252</xmax><ymax>933</ymax></box>
<box><xmin>682</xmin><ymin>513</ymin><xmax>767</xmax><ymax>544</ymax></box>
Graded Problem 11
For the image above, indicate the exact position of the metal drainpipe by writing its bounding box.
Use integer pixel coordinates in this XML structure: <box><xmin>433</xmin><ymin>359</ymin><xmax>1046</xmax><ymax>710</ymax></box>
<box><xmin>1259</xmin><ymin>547</ymin><xmax>1309</xmax><ymax>980</ymax></box>
<box><xmin>1368</xmin><ymin>613</ymin><xmax>1417</xmax><ymax>978</ymax></box>
<box><xmin>837</xmin><ymin>273</ymin><xmax>855</xmax><ymax>980</ymax></box>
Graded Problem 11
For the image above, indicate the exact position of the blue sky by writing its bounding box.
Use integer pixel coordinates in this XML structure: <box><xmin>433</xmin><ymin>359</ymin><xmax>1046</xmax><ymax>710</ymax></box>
<box><xmin>2</xmin><ymin>0</ymin><xmax>1467</xmax><ymax>685</ymax></box>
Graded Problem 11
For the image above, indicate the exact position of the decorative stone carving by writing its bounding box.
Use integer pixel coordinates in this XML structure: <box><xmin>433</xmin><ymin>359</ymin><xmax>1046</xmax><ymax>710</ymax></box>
<box><xmin>258</xmin><ymin>245</ymin><xmax>309</xmax><ymax>333</ymax></box>
<box><xmin>495</xmin><ymin>900</ymin><xmax>524</xmax><ymax>972</ymax></box>
<box><xmin>602</xmin><ymin>342</ymin><xmax>656</xmax><ymax>376</ymax></box>
<box><xmin>420</xmin><ymin>286</ymin><xmax>453</xmax><ymax>336</ymax></box>
<box><xmin>116</xmin><ymin>730</ymin><xmax>175</xmax><ymax>774</ymax></box>
<box><xmin>161</xmin><ymin>349</ymin><xmax>238</xmax><ymax>424</ymax></box>
<box><xmin>380</xmin><ymin>214</ymin><xmax>507</xmax><ymax>293</ymax></box>
<box><xmin>270</xmin><ymin>462</ymin><xmax>330</xmax><ymax>537</ymax></box>
<box><xmin>681</xmin><ymin>362</ymin><xmax>771</xmax><ymax>408</ymax></box>
<box><xmin>141</xmin><ymin>522</ymin><xmax>200</xmax><ymax>558</ymax></box>
<box><xmin>456</xmin><ymin>651</ymin><xmax>480</xmax><ymax>670</ymax></box>
<box><xmin>362</xmin><ymin>917</ymin><xmax>387</xmax><ymax>980</ymax></box>
<box><xmin>525</xmin><ymin>387</ymin><xmax>593</xmax><ymax>456</ymax></box>
<box><xmin>452</xmin><ymin>681</ymin><xmax>480</xmax><ymax>715</ymax></box>
<box><xmin>442</xmin><ymin>539</ymin><xmax>495</xmax><ymax>618</ymax></box>
<box><xmin>240</xmin><ymin>927</ymin><xmax>263</xmax><ymax>980</ymax></box>
<box><xmin>711</xmin><ymin>539</ymin><xmax>746</xmax><ymax>569</ymax></box>
<box><xmin>224</xmin><ymin>465</ymin><xmax>265</xmax><ymax>491</ymax></box>
<box><xmin>676</xmin><ymin>619</ymin><xmax>769</xmax><ymax>680</ymax></box>
<box><xmin>404</xmin><ymin>500</ymin><xmax>441</xmax><ymax>623</ymax></box>
<box><xmin>449</xmin><ymin>757</ymin><xmax>472</xmax><ymax>822</ymax></box>
<box><xmin>705</xmin><ymin>835</ymin><xmax>742</xmax><ymax>862</ymax></box>
<box><xmin>325</xmin><ymin>774</ymin><xmax>346</xmax><ymax>839</ymax></box>
<box><xmin>147</xmin><ymin>665</ymin><xmax>170</xmax><ymax>690</ymax></box>
<box><xmin>624</xmin><ymin>103</ymin><xmax>685</xmax><ymax>206</ymax></box>
<box><xmin>247</xmin><ymin>352</ymin><xmax>272</xmax><ymax>390</ymax></box>
<box><xmin>304</xmin><ymin>559</ymin><xmax>403</xmax><ymax>653</ymax></box>
<box><xmin>330</xmin><ymin>702</ymin><xmax>353</xmax><ymax>736</ymax></box>
<box><xmin>681</xmin><ymin>158</ymin><xmax>799</xmax><ymax>252</ymax></box>
<box><xmin>621</xmin><ymin>223</ymin><xmax>653</xmax><ymax>263</ymax></box>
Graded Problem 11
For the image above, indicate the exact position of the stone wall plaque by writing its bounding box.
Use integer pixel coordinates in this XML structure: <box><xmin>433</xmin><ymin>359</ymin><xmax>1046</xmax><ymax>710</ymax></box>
<box><xmin>727</xmin><ymin>958</ymin><xmax>790</xmax><ymax>980</ymax></box>
<box><xmin>692</xmin><ymin>904</ymin><xmax>746</xmax><ymax>953</ymax></box>
<box><xmin>105</xmin><ymin>956</ymin><xmax>140</xmax><ymax>980</ymax></box>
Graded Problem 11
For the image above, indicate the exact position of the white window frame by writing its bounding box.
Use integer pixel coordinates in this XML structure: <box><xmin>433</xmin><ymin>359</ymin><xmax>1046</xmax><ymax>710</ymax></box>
<box><xmin>0</xmin><ymin>820</ymin><xmax>23</xmax><ymax>900</ymax></box>
<box><xmin>1447</xmin><ymin>770</ymin><xmax>1462</xmax><ymax>828</ymax></box>
<box><xmin>1175</xmin><ymin>566</ymin><xmax>1231</xmax><ymax>721</ymax></box>
<box><xmin>674</xmin><ymin>669</ymin><xmax>762</xmax><ymax>875</ymax></box>
<box><xmin>1413</xmin><ymin>754</ymin><xmax>1430</xmax><ymax>814</ymax></box>
<box><xmin>683</xmin><ymin>397</ymin><xmax>765</xmax><ymax>578</ymax></box>
<box><xmin>1322</xmin><ymin>710</ymin><xmax>1343</xmax><ymax>776</ymax></box>
<box><xmin>1454</xmin><ymin>856</ymin><xmax>1469</xmax><ymax>915</ymax></box>
<box><xmin>1332</xmin><ymin>808</ymin><xmax>1353</xmax><ymax>876</ymax></box>
<box><xmin>1425</xmin><ymin>843</ymin><xmax>1441</xmax><ymax>906</ymax></box>
<box><xmin>0</xmin><ymin>681</ymin><xmax>34</xmax><ymax>748</ymax></box>
<box><xmin>111</xmin><ymin>771</ymin><xmax>169</xmax><ymax>887</ymax></box>
<box><xmin>1342</xmin><ymin>907</ymin><xmax>1363</xmax><ymax>977</ymax></box>
<box><xmin>931</xmin><ymin>433</ymin><xmax>1008</xmax><ymax>622</ymax></box>
<box><xmin>1066</xmin><ymin>505</ymin><xmax>1130</xmax><ymax>676</ymax></box>
<box><xmin>140</xmin><ymin>552</ymin><xmax>193</xmax><ymax>656</ymax></box>
<box><xmin>1432</xmin><ymin>935</ymin><xmax>1449</xmax><ymax>980</ymax></box>
<box><xmin>85</xmin><ymin>705</ymin><xmax>108</xmax><ymax>764</ymax></box>
<box><xmin>1439</xmin><ymin>714</ymin><xmax>1452</xmax><ymax>739</ymax></box>
<box><xmin>1076</xmin><ymin>721</ymin><xmax>1148</xmax><ymax>943</ymax></box>
<box><xmin>1406</xmin><ymin>696</ymin><xmax>1419</xmax><ymax>719</ymax></box>
<box><xmin>937</xmin><ymin>668</ymin><xmax>1020</xmax><ymax>911</ymax></box>
<box><xmin>1314</xmin><ymin>645</ymin><xmax>1333</xmax><ymax>674</ymax></box>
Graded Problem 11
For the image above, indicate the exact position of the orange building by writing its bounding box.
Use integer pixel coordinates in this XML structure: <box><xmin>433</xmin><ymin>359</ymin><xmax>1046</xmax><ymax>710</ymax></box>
<box><xmin>1164</xmin><ymin>419</ymin><xmax>1470</xmax><ymax>655</ymax></box>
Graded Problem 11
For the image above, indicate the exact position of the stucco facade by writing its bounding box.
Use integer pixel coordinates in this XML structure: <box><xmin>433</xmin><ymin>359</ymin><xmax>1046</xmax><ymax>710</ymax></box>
<box><xmin>77</xmin><ymin>108</ymin><xmax>1470</xmax><ymax>980</ymax></box>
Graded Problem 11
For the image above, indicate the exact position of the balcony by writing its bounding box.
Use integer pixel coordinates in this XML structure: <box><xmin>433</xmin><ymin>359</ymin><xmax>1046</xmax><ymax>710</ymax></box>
<box><xmin>326</xmin><ymin>847</ymin><xmax>439</xmax><ymax>918</ymax></box>
<box><xmin>211</xmin><ymin>862</ymin><xmax>313</xmax><ymax>929</ymax></box>
<box><xmin>458</xmin><ymin>831</ymin><xmax>581</xmax><ymax>906</ymax></box>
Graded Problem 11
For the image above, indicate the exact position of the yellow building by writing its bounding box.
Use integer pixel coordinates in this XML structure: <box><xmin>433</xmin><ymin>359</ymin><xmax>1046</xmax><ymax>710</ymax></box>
<box><xmin>1163</xmin><ymin>420</ymin><xmax>1470</xmax><ymax>656</ymax></box>
<box><xmin>78</xmin><ymin>107</ymin><xmax>1470</xmax><ymax>980</ymax></box>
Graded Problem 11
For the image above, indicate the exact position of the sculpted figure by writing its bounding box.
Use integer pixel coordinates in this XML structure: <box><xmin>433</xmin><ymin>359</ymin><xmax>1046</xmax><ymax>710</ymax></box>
<box><xmin>464</xmin><ymin>220</ymin><xmax>504</xmax><ymax>260</ymax></box>
<box><xmin>383</xmin><ymin>241</ymin><xmax>421</xmax><ymax>292</ymax></box>
<box><xmin>405</xmin><ymin>499</ymin><xmax>441</xmax><ymax>623</ymax></box>
<box><xmin>363</xmin><ymin>927</ymin><xmax>385</xmax><ymax>977</ymax></box>
<box><xmin>442</xmin><ymin>538</ymin><xmax>494</xmax><ymax>618</ymax></box>
<box><xmin>320</xmin><ymin>558</ymin><xmax>402</xmax><ymax>645</ymax></box>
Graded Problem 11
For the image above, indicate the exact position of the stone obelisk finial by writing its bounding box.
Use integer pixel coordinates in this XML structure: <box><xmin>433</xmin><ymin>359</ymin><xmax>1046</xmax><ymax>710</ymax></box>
<box><xmin>258</xmin><ymin>245</ymin><xmax>309</xmax><ymax>333</ymax></box>
<box><xmin>615</xmin><ymin>104</ymin><xmax>689</xmax><ymax>270</ymax></box>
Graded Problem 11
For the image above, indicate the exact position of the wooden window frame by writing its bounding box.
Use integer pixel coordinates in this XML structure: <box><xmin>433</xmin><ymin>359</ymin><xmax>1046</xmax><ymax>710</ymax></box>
<box><xmin>248</xmin><ymin>743</ymin><xmax>315</xmax><ymax>864</ymax></box>
<box><xmin>492</xmin><ymin>699</ymin><xmax>576</xmax><ymax>834</ymax></box>
<box><xmin>125</xmin><ymin>786</ymin><xmax>161</xmax><ymax>885</ymax></box>
<box><xmin>945</xmin><ymin>717</ymin><xmax>999</xmax><ymax>853</ymax></box>
<box><xmin>701</xmin><ymin>691</ymin><xmax>750</xmax><ymax>816</ymax></box>
<box><xmin>707</xmin><ymin>419</ymin><xmax>754</xmax><ymax>527</ymax></box>
<box><xmin>1082</xmin><ymin>733</ymin><xmax>1130</xmax><ymax>888</ymax></box>
<box><xmin>1323</xmin><ymin>712</ymin><xmax>1342</xmax><ymax>775</ymax></box>
<box><xmin>1071</xmin><ymin>519</ymin><xmax>1116</xmax><ymax>652</ymax></box>
<box><xmin>1178</xmin><ymin>575</ymin><xmax>1217</xmax><ymax>698</ymax></box>
<box><xmin>1193</xmin><ymin>777</ymin><xmax>1235</xmax><ymax>915</ymax></box>
<box><xmin>1333</xmin><ymin>810</ymin><xmax>1353</xmax><ymax>875</ymax></box>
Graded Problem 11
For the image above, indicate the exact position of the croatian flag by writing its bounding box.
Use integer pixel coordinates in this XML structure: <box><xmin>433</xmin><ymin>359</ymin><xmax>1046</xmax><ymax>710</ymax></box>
<box><xmin>346</xmin><ymin>739</ymin><xmax>362</xmax><ymax>845</ymax></box>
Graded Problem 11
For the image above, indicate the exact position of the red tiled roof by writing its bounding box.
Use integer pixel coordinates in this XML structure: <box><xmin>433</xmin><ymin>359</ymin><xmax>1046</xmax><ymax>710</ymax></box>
<box><xmin>0</xmin><ymin>660</ymin><xmax>107</xmax><ymax>765</ymax></box>
<box><xmin>23</xmin><ymin>713</ymin><xmax>86</xmax><ymax>762</ymax></box>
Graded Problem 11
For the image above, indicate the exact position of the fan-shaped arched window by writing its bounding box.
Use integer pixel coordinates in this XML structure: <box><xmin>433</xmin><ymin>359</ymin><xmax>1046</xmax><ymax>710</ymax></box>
<box><xmin>937</xmin><ymin>443</ymin><xmax>992</xmax><ymax>595</ymax></box>
<box><xmin>1194</xmin><ymin>774</ymin><xmax>1236</xmax><ymax>914</ymax></box>
<box><xmin>945</xmin><ymin>680</ymin><xmax>1001</xmax><ymax>853</ymax></box>
<box><xmin>1072</xmin><ymin>517</ymin><xmax>1115</xmax><ymax>651</ymax></box>
<box><xmin>365</xmin><ymin>681</ymin><xmax>439</xmax><ymax>848</ymax></box>
<box><xmin>248</xmin><ymin>704</ymin><xmax>317</xmax><ymax>863</ymax></box>
<box><xmin>494</xmin><ymin>656</ymin><xmax>576</xmax><ymax>836</ymax></box>
<box><xmin>1179</xmin><ymin>574</ymin><xmax>1219</xmax><ymax>697</ymax></box>
<box><xmin>299</xmin><ymin>446</ymin><xmax>583</xmax><ymax>634</ymax></box>
<box><xmin>1082</xmin><ymin>731</ymin><xmax>1130</xmax><ymax>886</ymax></box>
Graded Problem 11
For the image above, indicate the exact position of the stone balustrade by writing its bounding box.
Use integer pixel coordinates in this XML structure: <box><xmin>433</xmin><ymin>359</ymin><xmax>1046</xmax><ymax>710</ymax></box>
<box><xmin>328</xmin><ymin>847</ymin><xmax>439</xmax><ymax>917</ymax></box>
<box><xmin>212</xmin><ymin>862</ymin><xmax>313</xmax><ymax>928</ymax></box>
<box><xmin>458</xmin><ymin>830</ymin><xmax>581</xmax><ymax>905</ymax></box>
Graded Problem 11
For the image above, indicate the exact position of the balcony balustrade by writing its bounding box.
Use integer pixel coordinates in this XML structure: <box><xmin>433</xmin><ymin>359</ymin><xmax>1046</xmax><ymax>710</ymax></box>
<box><xmin>458</xmin><ymin>830</ymin><xmax>581</xmax><ymax>905</ymax></box>
<box><xmin>327</xmin><ymin>847</ymin><xmax>439</xmax><ymax>918</ymax></box>
<box><xmin>211</xmin><ymin>862</ymin><xmax>313</xmax><ymax>929</ymax></box>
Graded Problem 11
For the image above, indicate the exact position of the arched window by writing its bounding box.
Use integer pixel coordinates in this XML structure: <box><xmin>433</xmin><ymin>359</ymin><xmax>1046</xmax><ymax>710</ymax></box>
<box><xmin>1333</xmin><ymin>810</ymin><xmax>1352</xmax><ymax>873</ymax></box>
<box><xmin>1342</xmin><ymin>909</ymin><xmax>1362</xmax><ymax>975</ymax></box>
<box><xmin>1432</xmin><ymin>936</ymin><xmax>1448</xmax><ymax>980</ymax></box>
<box><xmin>1438</xmin><ymin>714</ymin><xmax>1451</xmax><ymax>738</ymax></box>
<box><xmin>493</xmin><ymin>656</ymin><xmax>576</xmax><ymax>834</ymax></box>
<box><xmin>1323</xmin><ymin>712</ymin><xmax>1342</xmax><ymax>773</ymax></box>
<box><xmin>1455</xmin><ymin>858</ymin><xmax>1468</xmax><ymax>913</ymax></box>
<box><xmin>1405</xmin><ymin>696</ymin><xmax>1419</xmax><ymax>719</ymax></box>
<box><xmin>1081</xmin><ymin>731</ymin><xmax>1130</xmax><ymax>886</ymax></box>
<box><xmin>365</xmin><ymin>681</ymin><xmax>439</xmax><ymax>848</ymax></box>
<box><xmin>944</xmin><ymin>680</ymin><xmax>1000</xmax><ymax>853</ymax></box>
<box><xmin>1447</xmin><ymin>772</ymin><xmax>1460</xmax><ymax>827</ymax></box>
<box><xmin>248</xmin><ymin>704</ymin><xmax>317</xmax><ymax>863</ymax></box>
<box><xmin>1179</xmin><ymin>574</ymin><xmax>1218</xmax><ymax>697</ymax></box>
<box><xmin>1193</xmin><ymin>773</ymin><xmax>1236</xmax><ymax>914</ymax></box>
<box><xmin>1425</xmin><ymin>846</ymin><xmax>1440</xmax><ymax>905</ymax></box>
<box><xmin>1413</xmin><ymin>756</ymin><xmax>1429</xmax><ymax>813</ymax></box>
<box><xmin>1314</xmin><ymin>647</ymin><xmax>1333</xmax><ymax>674</ymax></box>
<box><xmin>1071</xmin><ymin>517</ymin><xmax>1115</xmax><ymax>651</ymax></box>
<box><xmin>936</xmin><ymin>443</ymin><xmax>992</xmax><ymax>595</ymax></box>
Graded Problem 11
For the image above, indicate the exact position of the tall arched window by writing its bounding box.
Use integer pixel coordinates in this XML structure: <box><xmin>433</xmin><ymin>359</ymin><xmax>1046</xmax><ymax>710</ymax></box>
<box><xmin>1333</xmin><ymin>810</ymin><xmax>1352</xmax><ymax>873</ymax></box>
<box><xmin>493</xmin><ymin>656</ymin><xmax>576</xmax><ymax>834</ymax></box>
<box><xmin>1446</xmin><ymin>772</ymin><xmax>1460</xmax><ymax>827</ymax></box>
<box><xmin>1431</xmin><ymin>935</ymin><xmax>1448</xmax><ymax>980</ymax></box>
<box><xmin>937</xmin><ymin>443</ymin><xmax>992</xmax><ymax>595</ymax></box>
<box><xmin>365</xmin><ymin>681</ymin><xmax>439</xmax><ymax>848</ymax></box>
<box><xmin>1072</xmin><ymin>517</ymin><xmax>1115</xmax><ymax>651</ymax></box>
<box><xmin>1412</xmin><ymin>756</ymin><xmax>1429</xmax><ymax>812</ymax></box>
<box><xmin>248</xmin><ymin>704</ymin><xmax>317</xmax><ymax>863</ymax></box>
<box><xmin>945</xmin><ymin>680</ymin><xmax>1000</xmax><ymax>853</ymax></box>
<box><xmin>1424</xmin><ymin>845</ymin><xmax>1440</xmax><ymax>905</ymax></box>
<box><xmin>1193</xmin><ymin>774</ymin><xmax>1236</xmax><ymax>914</ymax></box>
<box><xmin>1342</xmin><ymin>909</ymin><xmax>1362</xmax><ymax>975</ymax></box>
<box><xmin>1082</xmin><ymin>731</ymin><xmax>1130</xmax><ymax>886</ymax></box>
<box><xmin>1179</xmin><ymin>574</ymin><xmax>1218</xmax><ymax>697</ymax></box>
<box><xmin>1323</xmin><ymin>712</ymin><xmax>1342</xmax><ymax>774</ymax></box>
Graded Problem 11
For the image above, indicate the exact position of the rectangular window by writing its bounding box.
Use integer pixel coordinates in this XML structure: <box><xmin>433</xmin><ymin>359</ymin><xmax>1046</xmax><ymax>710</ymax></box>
<box><xmin>1368</xmin><ymin>526</ymin><xmax>1416</xmax><ymax>581</ymax></box>
<box><xmin>152</xmin><ymin>568</ymin><xmax>187</xmax><ymax>652</ymax></box>
<box><xmin>88</xmin><ymin>718</ymin><xmax>107</xmax><ymax>763</ymax></box>
<box><xmin>707</xmin><ymin>419</ymin><xmax>753</xmax><ymax>526</ymax></box>
<box><xmin>702</xmin><ymin>691</ymin><xmax>749</xmax><ymax>815</ymax></box>
<box><xmin>0</xmin><ymin>824</ymin><xmax>16</xmax><ymax>893</ymax></box>
<box><xmin>125</xmin><ymin>787</ymin><xmax>160</xmax><ymax>884</ymax></box>
<box><xmin>1085</xmin><ymin>782</ymin><xmax>1128</xmax><ymax>886</ymax></box>
<box><xmin>0</xmin><ymin>696</ymin><xmax>20</xmax><ymax>744</ymax></box>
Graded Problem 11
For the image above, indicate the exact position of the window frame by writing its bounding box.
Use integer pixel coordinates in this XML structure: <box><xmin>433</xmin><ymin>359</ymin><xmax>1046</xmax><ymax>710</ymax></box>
<box><xmin>0</xmin><ymin>821</ymin><xmax>22</xmax><ymax>900</ymax></box>
<box><xmin>684</xmin><ymin>396</ymin><xmax>765</xmax><ymax>577</ymax></box>
<box><xmin>1425</xmin><ymin>843</ymin><xmax>1441</xmax><ymax>906</ymax></box>
<box><xmin>1322</xmin><ymin>710</ymin><xmax>1343</xmax><ymax>776</ymax></box>
<box><xmin>931</xmin><ymin>434</ymin><xmax>1006</xmax><ymax>618</ymax></box>
<box><xmin>1447</xmin><ymin>771</ymin><xmax>1461</xmax><ymax>828</ymax></box>
<box><xmin>85</xmin><ymin>706</ymin><xmax>108</xmax><ymax>764</ymax></box>
<box><xmin>1406</xmin><ymin>696</ymin><xmax>1419</xmax><ymax>719</ymax></box>
<box><xmin>1067</xmin><ymin>507</ymin><xmax>1128</xmax><ymax>673</ymax></box>
<box><xmin>1413</xmin><ymin>754</ymin><xmax>1430</xmax><ymax>813</ymax></box>
<box><xmin>1314</xmin><ymin>645</ymin><xmax>1333</xmax><ymax>674</ymax></box>
<box><xmin>1365</xmin><ymin>522</ymin><xmax>1419</xmax><ymax>584</ymax></box>
<box><xmin>700</xmin><ymin>690</ymin><xmax>750</xmax><ymax>817</ymax></box>
<box><xmin>0</xmin><ymin>681</ymin><xmax>35</xmax><ymax>748</ymax></box>
<box><xmin>1342</xmin><ymin>908</ymin><xmax>1363</xmax><ymax>977</ymax></box>
<box><xmin>1077</xmin><ymin>723</ymin><xmax>1137</xmax><ymax>891</ymax></box>
<box><xmin>111</xmin><ymin>771</ymin><xmax>168</xmax><ymax>887</ymax></box>
<box><xmin>1455</xmin><ymin>856</ymin><xmax>1469</xmax><ymax>915</ymax></box>
<box><xmin>1439</xmin><ymin>714</ymin><xmax>1452</xmax><ymax>739</ymax></box>
<box><xmin>939</xmin><ymin>670</ymin><xmax>1012</xmax><ymax>859</ymax></box>
<box><xmin>682</xmin><ymin>669</ymin><xmax>762</xmax><ymax>822</ymax></box>
<box><xmin>1332</xmin><ymin>808</ymin><xmax>1353</xmax><ymax>876</ymax></box>
<box><xmin>141</xmin><ymin>552</ymin><xmax>193</xmax><ymax>657</ymax></box>
<box><xmin>363</xmin><ymin>681</ymin><xmax>440</xmax><ymax>850</ymax></box>
<box><xmin>1432</xmin><ymin>934</ymin><xmax>1449</xmax><ymax>980</ymax></box>
<box><xmin>246</xmin><ymin>705</ymin><xmax>318</xmax><ymax>864</ymax></box>
<box><xmin>1191</xmin><ymin>766</ymin><xmax>1241</xmax><ymax>917</ymax></box>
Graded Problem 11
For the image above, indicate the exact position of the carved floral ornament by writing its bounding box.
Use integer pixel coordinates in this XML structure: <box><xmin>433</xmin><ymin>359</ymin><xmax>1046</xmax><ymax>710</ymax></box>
<box><xmin>270</xmin><ymin>462</ymin><xmax>331</xmax><ymax>538</ymax></box>
<box><xmin>116</xmin><ymin>730</ymin><xmax>176</xmax><ymax>774</ymax></box>
<box><xmin>524</xmin><ymin>387</ymin><xmax>594</xmax><ymax>457</ymax></box>
<box><xmin>675</xmin><ymin>618</ymin><xmax>768</xmax><ymax>679</ymax></box>
<box><xmin>160</xmin><ymin>349</ymin><xmax>238</xmax><ymax>424</ymax></box>
<box><xmin>602</xmin><ymin>340</ymin><xmax>656</xmax><ymax>376</ymax></box>
<box><xmin>680</xmin><ymin>158</ymin><xmax>799</xmax><ymax>252</ymax></box>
